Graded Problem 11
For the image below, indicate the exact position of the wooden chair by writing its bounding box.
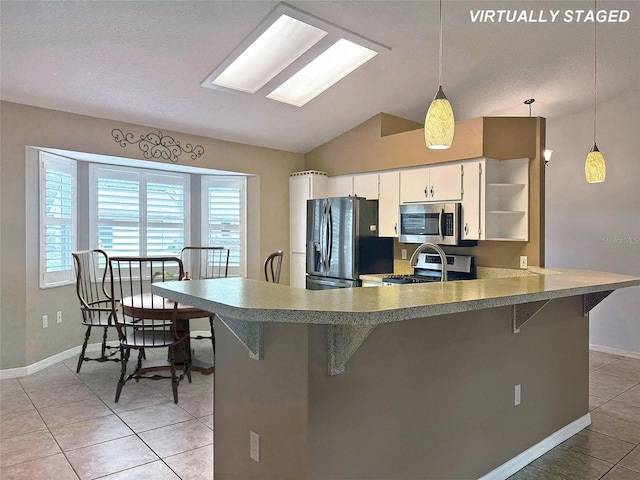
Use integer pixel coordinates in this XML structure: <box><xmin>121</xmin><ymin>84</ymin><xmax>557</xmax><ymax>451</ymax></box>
<box><xmin>180</xmin><ymin>247</ymin><xmax>229</xmax><ymax>354</ymax></box>
<box><xmin>109</xmin><ymin>256</ymin><xmax>191</xmax><ymax>404</ymax></box>
<box><xmin>72</xmin><ymin>249</ymin><xmax>120</xmax><ymax>373</ymax></box>
<box><xmin>264</xmin><ymin>250</ymin><xmax>284</xmax><ymax>284</ymax></box>
<box><xmin>180</xmin><ymin>246</ymin><xmax>229</xmax><ymax>281</ymax></box>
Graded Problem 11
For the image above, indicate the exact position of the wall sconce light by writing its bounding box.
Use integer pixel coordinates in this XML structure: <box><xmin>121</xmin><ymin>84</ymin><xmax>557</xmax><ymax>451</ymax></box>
<box><xmin>524</xmin><ymin>98</ymin><xmax>535</xmax><ymax>116</ymax></box>
<box><xmin>524</xmin><ymin>99</ymin><xmax>553</xmax><ymax>167</ymax></box>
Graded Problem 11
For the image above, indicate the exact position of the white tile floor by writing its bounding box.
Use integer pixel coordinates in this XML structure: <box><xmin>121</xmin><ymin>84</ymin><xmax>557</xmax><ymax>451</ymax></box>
<box><xmin>2</xmin><ymin>349</ymin><xmax>639</xmax><ymax>479</ymax></box>
<box><xmin>0</xmin><ymin>344</ymin><xmax>213</xmax><ymax>479</ymax></box>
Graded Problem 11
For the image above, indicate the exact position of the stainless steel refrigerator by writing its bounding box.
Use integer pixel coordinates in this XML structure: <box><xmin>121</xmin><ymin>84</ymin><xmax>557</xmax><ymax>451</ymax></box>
<box><xmin>306</xmin><ymin>196</ymin><xmax>393</xmax><ymax>289</ymax></box>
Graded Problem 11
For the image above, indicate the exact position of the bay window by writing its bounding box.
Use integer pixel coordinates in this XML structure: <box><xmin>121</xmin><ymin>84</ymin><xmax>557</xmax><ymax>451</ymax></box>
<box><xmin>39</xmin><ymin>153</ymin><xmax>247</xmax><ymax>287</ymax></box>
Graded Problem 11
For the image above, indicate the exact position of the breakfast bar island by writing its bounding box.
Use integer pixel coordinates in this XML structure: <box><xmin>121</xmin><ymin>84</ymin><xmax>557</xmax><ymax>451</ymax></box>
<box><xmin>153</xmin><ymin>269</ymin><xmax>640</xmax><ymax>480</ymax></box>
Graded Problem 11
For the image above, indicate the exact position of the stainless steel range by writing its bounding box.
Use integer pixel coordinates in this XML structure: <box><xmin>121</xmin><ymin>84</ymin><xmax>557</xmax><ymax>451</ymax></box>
<box><xmin>382</xmin><ymin>254</ymin><xmax>475</xmax><ymax>285</ymax></box>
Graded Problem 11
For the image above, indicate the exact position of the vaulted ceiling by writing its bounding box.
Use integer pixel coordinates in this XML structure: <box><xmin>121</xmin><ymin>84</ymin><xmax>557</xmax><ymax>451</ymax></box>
<box><xmin>1</xmin><ymin>1</ymin><xmax>638</xmax><ymax>153</ymax></box>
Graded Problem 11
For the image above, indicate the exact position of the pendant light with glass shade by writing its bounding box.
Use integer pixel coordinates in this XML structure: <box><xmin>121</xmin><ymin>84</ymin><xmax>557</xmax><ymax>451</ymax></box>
<box><xmin>585</xmin><ymin>0</ymin><xmax>606</xmax><ymax>183</ymax></box>
<box><xmin>424</xmin><ymin>0</ymin><xmax>455</xmax><ymax>149</ymax></box>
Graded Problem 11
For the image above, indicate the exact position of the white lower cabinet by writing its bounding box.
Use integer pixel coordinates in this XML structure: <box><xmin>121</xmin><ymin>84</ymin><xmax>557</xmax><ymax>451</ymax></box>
<box><xmin>461</xmin><ymin>158</ymin><xmax>529</xmax><ymax>241</ymax></box>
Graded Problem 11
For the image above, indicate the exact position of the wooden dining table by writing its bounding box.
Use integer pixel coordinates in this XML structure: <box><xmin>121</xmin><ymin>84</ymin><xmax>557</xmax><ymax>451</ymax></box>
<box><xmin>120</xmin><ymin>293</ymin><xmax>215</xmax><ymax>375</ymax></box>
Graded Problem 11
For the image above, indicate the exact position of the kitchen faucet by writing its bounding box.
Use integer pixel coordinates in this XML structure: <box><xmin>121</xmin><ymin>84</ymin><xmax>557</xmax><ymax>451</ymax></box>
<box><xmin>409</xmin><ymin>243</ymin><xmax>448</xmax><ymax>282</ymax></box>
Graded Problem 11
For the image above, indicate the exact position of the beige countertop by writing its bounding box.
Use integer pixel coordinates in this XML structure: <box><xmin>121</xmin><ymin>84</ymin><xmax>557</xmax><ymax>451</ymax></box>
<box><xmin>152</xmin><ymin>269</ymin><xmax>640</xmax><ymax>326</ymax></box>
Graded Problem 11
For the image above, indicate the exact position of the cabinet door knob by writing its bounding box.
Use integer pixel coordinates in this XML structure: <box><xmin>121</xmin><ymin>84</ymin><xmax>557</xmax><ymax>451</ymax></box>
<box><xmin>394</xmin><ymin>223</ymin><xmax>397</xmax><ymax>234</ymax></box>
<box><xmin>424</xmin><ymin>187</ymin><xmax>428</xmax><ymax>198</ymax></box>
<box><xmin>430</xmin><ymin>186</ymin><xmax>435</xmax><ymax>197</ymax></box>
<box><xmin>464</xmin><ymin>223</ymin><xmax>469</xmax><ymax>235</ymax></box>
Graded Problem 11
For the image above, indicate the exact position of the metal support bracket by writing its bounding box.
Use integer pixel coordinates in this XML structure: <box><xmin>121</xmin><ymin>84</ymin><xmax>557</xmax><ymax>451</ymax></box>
<box><xmin>583</xmin><ymin>291</ymin><xmax>613</xmax><ymax>317</ymax></box>
<box><xmin>512</xmin><ymin>300</ymin><xmax>551</xmax><ymax>333</ymax></box>
<box><xmin>218</xmin><ymin>316</ymin><xmax>263</xmax><ymax>360</ymax></box>
<box><xmin>328</xmin><ymin>324</ymin><xmax>377</xmax><ymax>376</ymax></box>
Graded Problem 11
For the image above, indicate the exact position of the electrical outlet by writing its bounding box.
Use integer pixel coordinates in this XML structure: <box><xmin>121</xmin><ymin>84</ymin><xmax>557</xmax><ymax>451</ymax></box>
<box><xmin>42</xmin><ymin>315</ymin><xmax>48</xmax><ymax>328</ymax></box>
<box><xmin>519</xmin><ymin>256</ymin><xmax>528</xmax><ymax>269</ymax></box>
<box><xmin>56</xmin><ymin>311</ymin><xmax>62</xmax><ymax>324</ymax></box>
<box><xmin>515</xmin><ymin>384</ymin><xmax>521</xmax><ymax>406</ymax></box>
<box><xmin>401</xmin><ymin>249</ymin><xmax>407</xmax><ymax>260</ymax></box>
<box><xmin>250</xmin><ymin>431</ymin><xmax>260</xmax><ymax>462</ymax></box>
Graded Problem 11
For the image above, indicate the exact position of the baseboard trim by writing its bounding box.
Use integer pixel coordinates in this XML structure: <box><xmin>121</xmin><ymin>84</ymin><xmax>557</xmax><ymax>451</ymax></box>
<box><xmin>589</xmin><ymin>344</ymin><xmax>640</xmax><ymax>360</ymax></box>
<box><xmin>0</xmin><ymin>330</ymin><xmax>212</xmax><ymax>380</ymax></box>
<box><xmin>0</xmin><ymin>341</ymin><xmax>115</xmax><ymax>380</ymax></box>
<box><xmin>478</xmin><ymin>413</ymin><xmax>592</xmax><ymax>480</ymax></box>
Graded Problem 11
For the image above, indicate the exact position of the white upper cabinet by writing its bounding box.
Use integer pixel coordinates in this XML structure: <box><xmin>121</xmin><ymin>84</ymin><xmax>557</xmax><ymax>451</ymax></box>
<box><xmin>329</xmin><ymin>175</ymin><xmax>353</xmax><ymax>197</ymax></box>
<box><xmin>429</xmin><ymin>163</ymin><xmax>464</xmax><ymax>202</ymax></box>
<box><xmin>399</xmin><ymin>167</ymin><xmax>429</xmax><ymax>203</ymax></box>
<box><xmin>461</xmin><ymin>160</ymin><xmax>482</xmax><ymax>241</ymax></box>
<box><xmin>399</xmin><ymin>163</ymin><xmax>463</xmax><ymax>203</ymax></box>
<box><xmin>352</xmin><ymin>173</ymin><xmax>379</xmax><ymax>199</ymax></box>
<box><xmin>460</xmin><ymin>158</ymin><xmax>529</xmax><ymax>241</ymax></box>
<box><xmin>378</xmin><ymin>171</ymin><xmax>400</xmax><ymax>237</ymax></box>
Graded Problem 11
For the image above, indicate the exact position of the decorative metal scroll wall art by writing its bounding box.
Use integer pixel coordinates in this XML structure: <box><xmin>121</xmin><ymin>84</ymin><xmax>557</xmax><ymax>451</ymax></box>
<box><xmin>111</xmin><ymin>128</ymin><xmax>204</xmax><ymax>163</ymax></box>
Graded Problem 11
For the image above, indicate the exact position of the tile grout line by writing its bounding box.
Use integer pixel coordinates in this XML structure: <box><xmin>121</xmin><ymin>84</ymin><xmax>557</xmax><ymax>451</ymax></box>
<box><xmin>67</xmin><ymin>358</ymin><xmax>210</xmax><ymax>480</ymax></box>
<box><xmin>522</xmin><ymin>353</ymin><xmax>640</xmax><ymax>480</ymax></box>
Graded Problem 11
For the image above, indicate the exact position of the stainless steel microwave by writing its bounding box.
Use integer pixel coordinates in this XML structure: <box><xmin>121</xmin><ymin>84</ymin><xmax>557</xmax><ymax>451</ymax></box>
<box><xmin>399</xmin><ymin>202</ymin><xmax>468</xmax><ymax>245</ymax></box>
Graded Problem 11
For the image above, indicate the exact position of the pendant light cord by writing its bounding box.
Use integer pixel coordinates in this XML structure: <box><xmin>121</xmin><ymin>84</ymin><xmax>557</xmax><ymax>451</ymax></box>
<box><xmin>593</xmin><ymin>0</ymin><xmax>597</xmax><ymax>144</ymax></box>
<box><xmin>438</xmin><ymin>0</ymin><xmax>443</xmax><ymax>86</ymax></box>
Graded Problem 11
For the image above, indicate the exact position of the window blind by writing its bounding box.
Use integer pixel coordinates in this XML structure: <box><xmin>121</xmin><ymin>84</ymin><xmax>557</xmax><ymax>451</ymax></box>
<box><xmin>40</xmin><ymin>152</ymin><xmax>77</xmax><ymax>287</ymax></box>
<box><xmin>202</xmin><ymin>176</ymin><xmax>246</xmax><ymax>276</ymax></box>
<box><xmin>90</xmin><ymin>165</ymin><xmax>189</xmax><ymax>256</ymax></box>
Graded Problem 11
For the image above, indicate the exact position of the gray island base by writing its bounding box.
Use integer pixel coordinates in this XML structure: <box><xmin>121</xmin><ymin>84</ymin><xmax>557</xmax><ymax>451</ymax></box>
<box><xmin>153</xmin><ymin>269</ymin><xmax>640</xmax><ymax>480</ymax></box>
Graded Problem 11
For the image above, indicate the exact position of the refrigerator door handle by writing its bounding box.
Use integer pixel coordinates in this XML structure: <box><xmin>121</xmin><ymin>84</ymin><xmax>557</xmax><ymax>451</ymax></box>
<box><xmin>325</xmin><ymin>201</ymin><xmax>333</xmax><ymax>271</ymax></box>
<box><xmin>319</xmin><ymin>200</ymin><xmax>327</xmax><ymax>271</ymax></box>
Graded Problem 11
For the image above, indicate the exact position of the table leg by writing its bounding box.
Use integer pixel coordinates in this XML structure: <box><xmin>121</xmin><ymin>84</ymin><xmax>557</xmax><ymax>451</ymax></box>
<box><xmin>140</xmin><ymin>319</ymin><xmax>215</xmax><ymax>375</ymax></box>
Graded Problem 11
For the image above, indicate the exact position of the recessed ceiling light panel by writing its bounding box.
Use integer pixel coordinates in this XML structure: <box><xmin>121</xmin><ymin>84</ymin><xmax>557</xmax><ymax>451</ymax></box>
<box><xmin>201</xmin><ymin>2</ymin><xmax>389</xmax><ymax>105</ymax></box>
<box><xmin>211</xmin><ymin>15</ymin><xmax>327</xmax><ymax>94</ymax></box>
<box><xmin>267</xmin><ymin>39</ymin><xmax>378</xmax><ymax>107</ymax></box>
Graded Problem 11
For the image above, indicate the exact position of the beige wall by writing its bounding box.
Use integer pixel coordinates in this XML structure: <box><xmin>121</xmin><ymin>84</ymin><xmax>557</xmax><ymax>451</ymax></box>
<box><xmin>0</xmin><ymin>101</ymin><xmax>304</xmax><ymax>369</ymax></box>
<box><xmin>214</xmin><ymin>296</ymin><xmax>587</xmax><ymax>479</ymax></box>
<box><xmin>214</xmin><ymin>320</ymin><xmax>309</xmax><ymax>479</ymax></box>
<box><xmin>545</xmin><ymin>90</ymin><xmax>640</xmax><ymax>354</ymax></box>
